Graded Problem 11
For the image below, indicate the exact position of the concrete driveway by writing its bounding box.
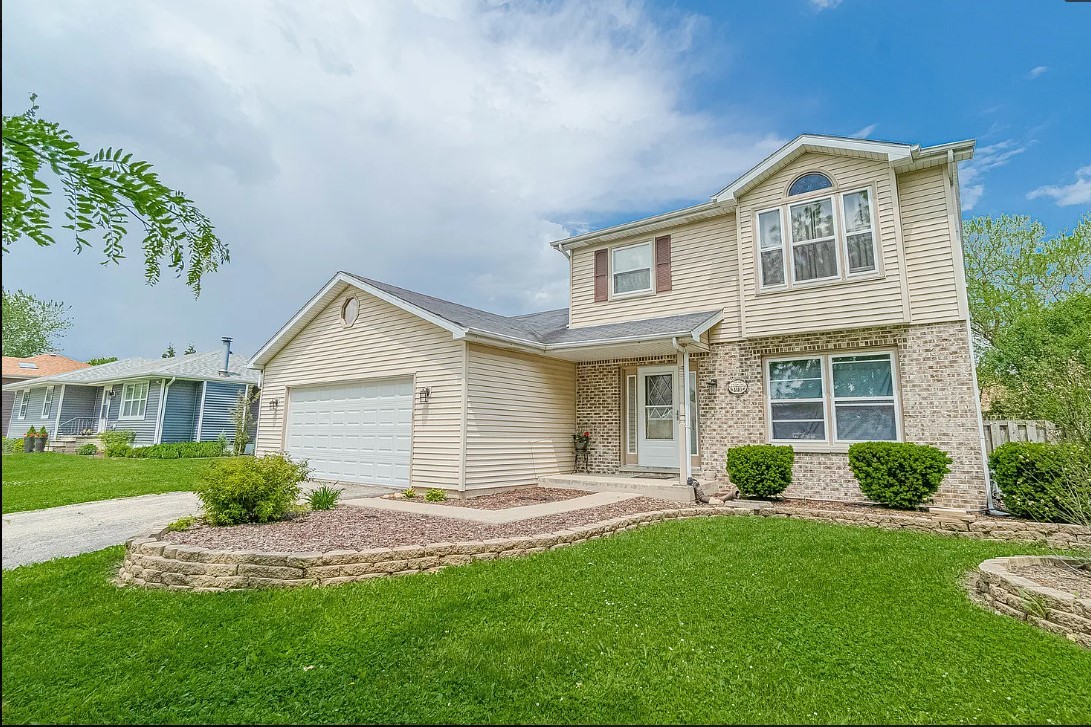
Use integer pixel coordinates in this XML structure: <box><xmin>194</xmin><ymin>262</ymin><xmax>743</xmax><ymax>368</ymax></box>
<box><xmin>2</xmin><ymin>492</ymin><xmax>200</xmax><ymax>570</ymax></box>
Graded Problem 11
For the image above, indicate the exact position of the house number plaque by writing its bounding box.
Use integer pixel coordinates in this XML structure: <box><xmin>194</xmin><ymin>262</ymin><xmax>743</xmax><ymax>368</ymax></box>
<box><xmin>727</xmin><ymin>380</ymin><xmax>748</xmax><ymax>395</ymax></box>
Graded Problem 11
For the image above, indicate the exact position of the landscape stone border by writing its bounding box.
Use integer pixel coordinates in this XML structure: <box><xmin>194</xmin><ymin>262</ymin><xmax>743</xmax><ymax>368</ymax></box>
<box><xmin>118</xmin><ymin>502</ymin><xmax>1090</xmax><ymax>592</ymax></box>
<box><xmin>966</xmin><ymin>556</ymin><xmax>1090</xmax><ymax>648</ymax></box>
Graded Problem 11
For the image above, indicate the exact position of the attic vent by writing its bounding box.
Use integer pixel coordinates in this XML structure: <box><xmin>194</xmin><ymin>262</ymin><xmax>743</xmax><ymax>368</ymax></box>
<box><xmin>18</xmin><ymin>362</ymin><xmax>37</xmax><ymax>369</ymax></box>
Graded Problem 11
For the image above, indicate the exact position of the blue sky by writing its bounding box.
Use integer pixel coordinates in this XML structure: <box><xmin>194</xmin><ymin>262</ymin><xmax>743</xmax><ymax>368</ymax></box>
<box><xmin>2</xmin><ymin>0</ymin><xmax>1088</xmax><ymax>360</ymax></box>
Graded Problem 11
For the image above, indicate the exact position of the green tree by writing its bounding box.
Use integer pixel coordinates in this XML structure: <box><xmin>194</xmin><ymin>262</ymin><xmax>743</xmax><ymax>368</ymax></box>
<box><xmin>1</xmin><ymin>288</ymin><xmax>72</xmax><ymax>357</ymax></box>
<box><xmin>183</xmin><ymin>343</ymin><xmax>196</xmax><ymax>355</ymax></box>
<box><xmin>162</xmin><ymin>343</ymin><xmax>176</xmax><ymax>358</ymax></box>
<box><xmin>962</xmin><ymin>214</ymin><xmax>1090</xmax><ymax>349</ymax></box>
<box><xmin>87</xmin><ymin>356</ymin><xmax>118</xmax><ymax>366</ymax></box>
<box><xmin>2</xmin><ymin>95</ymin><xmax>229</xmax><ymax>295</ymax></box>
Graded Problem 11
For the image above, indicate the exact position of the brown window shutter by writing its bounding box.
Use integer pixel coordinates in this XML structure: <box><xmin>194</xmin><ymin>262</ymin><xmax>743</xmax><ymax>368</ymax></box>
<box><xmin>655</xmin><ymin>235</ymin><xmax>672</xmax><ymax>292</ymax></box>
<box><xmin>594</xmin><ymin>249</ymin><xmax>609</xmax><ymax>302</ymax></box>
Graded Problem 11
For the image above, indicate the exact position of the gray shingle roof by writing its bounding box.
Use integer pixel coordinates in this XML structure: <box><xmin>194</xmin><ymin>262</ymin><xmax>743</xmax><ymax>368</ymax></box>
<box><xmin>347</xmin><ymin>273</ymin><xmax>720</xmax><ymax>348</ymax></box>
<box><xmin>4</xmin><ymin>351</ymin><xmax>259</xmax><ymax>388</ymax></box>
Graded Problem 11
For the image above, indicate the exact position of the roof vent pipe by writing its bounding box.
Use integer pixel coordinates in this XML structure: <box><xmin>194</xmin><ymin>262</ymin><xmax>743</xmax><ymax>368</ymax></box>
<box><xmin>219</xmin><ymin>337</ymin><xmax>233</xmax><ymax>376</ymax></box>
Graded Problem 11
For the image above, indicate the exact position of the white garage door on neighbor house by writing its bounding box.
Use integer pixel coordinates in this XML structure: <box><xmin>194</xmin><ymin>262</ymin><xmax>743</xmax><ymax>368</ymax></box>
<box><xmin>286</xmin><ymin>378</ymin><xmax>413</xmax><ymax>487</ymax></box>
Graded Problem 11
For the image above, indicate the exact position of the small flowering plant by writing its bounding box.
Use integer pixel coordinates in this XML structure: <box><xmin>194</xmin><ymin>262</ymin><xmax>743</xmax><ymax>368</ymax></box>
<box><xmin>573</xmin><ymin>431</ymin><xmax>591</xmax><ymax>450</ymax></box>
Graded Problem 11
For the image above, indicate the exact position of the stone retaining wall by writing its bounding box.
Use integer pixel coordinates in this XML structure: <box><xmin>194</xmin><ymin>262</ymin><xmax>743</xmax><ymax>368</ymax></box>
<box><xmin>119</xmin><ymin>504</ymin><xmax>1089</xmax><ymax>592</ymax></box>
<box><xmin>967</xmin><ymin>556</ymin><xmax>1090</xmax><ymax>648</ymax></box>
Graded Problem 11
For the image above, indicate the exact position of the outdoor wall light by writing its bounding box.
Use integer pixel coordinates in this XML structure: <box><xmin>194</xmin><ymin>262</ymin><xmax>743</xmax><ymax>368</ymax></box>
<box><xmin>267</xmin><ymin>398</ymin><xmax>279</xmax><ymax>410</ymax></box>
<box><xmin>706</xmin><ymin>378</ymin><xmax>718</xmax><ymax>396</ymax></box>
<box><xmin>418</xmin><ymin>387</ymin><xmax>431</xmax><ymax>403</ymax></box>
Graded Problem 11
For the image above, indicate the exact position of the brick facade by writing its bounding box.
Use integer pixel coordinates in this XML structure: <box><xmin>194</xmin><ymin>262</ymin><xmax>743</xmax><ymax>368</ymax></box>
<box><xmin>575</xmin><ymin>321</ymin><xmax>988</xmax><ymax>510</ymax></box>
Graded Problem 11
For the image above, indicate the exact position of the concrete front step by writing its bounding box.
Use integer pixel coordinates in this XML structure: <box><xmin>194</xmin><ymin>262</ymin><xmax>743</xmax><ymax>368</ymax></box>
<box><xmin>539</xmin><ymin>473</ymin><xmax>696</xmax><ymax>503</ymax></box>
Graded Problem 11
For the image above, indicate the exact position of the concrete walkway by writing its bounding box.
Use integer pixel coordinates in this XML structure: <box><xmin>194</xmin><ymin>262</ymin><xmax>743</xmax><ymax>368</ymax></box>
<box><xmin>343</xmin><ymin>490</ymin><xmax>639</xmax><ymax>524</ymax></box>
<box><xmin>2</xmin><ymin>492</ymin><xmax>201</xmax><ymax>570</ymax></box>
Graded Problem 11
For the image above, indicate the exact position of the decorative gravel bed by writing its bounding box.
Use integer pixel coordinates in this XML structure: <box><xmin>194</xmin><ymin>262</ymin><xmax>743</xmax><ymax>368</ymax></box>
<box><xmin>1011</xmin><ymin>561</ymin><xmax>1090</xmax><ymax>598</ymax></box>
<box><xmin>427</xmin><ymin>487</ymin><xmax>589</xmax><ymax>510</ymax></box>
<box><xmin>164</xmin><ymin>496</ymin><xmax>683</xmax><ymax>552</ymax></box>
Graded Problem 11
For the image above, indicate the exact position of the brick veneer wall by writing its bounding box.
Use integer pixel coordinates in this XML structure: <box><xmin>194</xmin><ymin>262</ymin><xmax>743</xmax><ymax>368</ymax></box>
<box><xmin>576</xmin><ymin>321</ymin><xmax>988</xmax><ymax>510</ymax></box>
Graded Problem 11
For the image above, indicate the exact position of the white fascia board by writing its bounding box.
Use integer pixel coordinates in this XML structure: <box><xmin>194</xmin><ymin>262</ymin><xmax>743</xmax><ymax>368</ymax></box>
<box><xmin>250</xmin><ymin>272</ymin><xmax>469</xmax><ymax>368</ymax></box>
<box><xmin>549</xmin><ymin>201</ymin><xmax>726</xmax><ymax>253</ymax></box>
<box><xmin>689</xmin><ymin>310</ymin><xmax>725</xmax><ymax>338</ymax></box>
<box><xmin>712</xmin><ymin>135</ymin><xmax>915</xmax><ymax>203</ymax></box>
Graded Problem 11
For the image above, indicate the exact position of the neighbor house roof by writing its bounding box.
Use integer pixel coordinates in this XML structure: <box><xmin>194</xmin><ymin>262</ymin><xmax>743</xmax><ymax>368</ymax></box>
<box><xmin>250</xmin><ymin>272</ymin><xmax>723</xmax><ymax>367</ymax></box>
<box><xmin>1</xmin><ymin>350</ymin><xmax>259</xmax><ymax>390</ymax></box>
<box><xmin>2</xmin><ymin>354</ymin><xmax>90</xmax><ymax>380</ymax></box>
<box><xmin>550</xmin><ymin>134</ymin><xmax>976</xmax><ymax>252</ymax></box>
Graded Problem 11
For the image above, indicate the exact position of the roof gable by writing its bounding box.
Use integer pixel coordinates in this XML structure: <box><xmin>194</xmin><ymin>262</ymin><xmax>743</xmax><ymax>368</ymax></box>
<box><xmin>2</xmin><ymin>354</ymin><xmax>90</xmax><ymax>379</ymax></box>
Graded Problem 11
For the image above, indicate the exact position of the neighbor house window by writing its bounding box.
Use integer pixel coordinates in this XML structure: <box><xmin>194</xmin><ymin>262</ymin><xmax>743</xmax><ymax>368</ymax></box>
<box><xmin>41</xmin><ymin>385</ymin><xmax>55</xmax><ymax>418</ymax></box>
<box><xmin>611</xmin><ymin>242</ymin><xmax>653</xmax><ymax>295</ymax></box>
<box><xmin>756</xmin><ymin>176</ymin><xmax>879</xmax><ymax>289</ymax></box>
<box><xmin>120</xmin><ymin>381</ymin><xmax>149</xmax><ymax>419</ymax></box>
<box><xmin>766</xmin><ymin>352</ymin><xmax>899</xmax><ymax>445</ymax></box>
<box><xmin>17</xmin><ymin>391</ymin><xmax>29</xmax><ymax>420</ymax></box>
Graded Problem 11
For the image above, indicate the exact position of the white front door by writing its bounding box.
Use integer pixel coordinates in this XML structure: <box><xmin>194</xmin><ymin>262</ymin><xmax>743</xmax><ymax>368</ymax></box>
<box><xmin>637</xmin><ymin>365</ymin><xmax>678</xmax><ymax>468</ymax></box>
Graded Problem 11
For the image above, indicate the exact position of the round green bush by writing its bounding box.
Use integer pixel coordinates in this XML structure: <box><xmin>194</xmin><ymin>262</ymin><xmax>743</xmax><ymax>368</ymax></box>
<box><xmin>196</xmin><ymin>453</ymin><xmax>311</xmax><ymax>526</ymax></box>
<box><xmin>990</xmin><ymin>441</ymin><xmax>1088</xmax><ymax>522</ymax></box>
<box><xmin>726</xmin><ymin>444</ymin><xmax>794</xmax><ymax>498</ymax></box>
<box><xmin>76</xmin><ymin>443</ymin><xmax>98</xmax><ymax>456</ymax></box>
<box><xmin>848</xmin><ymin>442</ymin><xmax>951</xmax><ymax>509</ymax></box>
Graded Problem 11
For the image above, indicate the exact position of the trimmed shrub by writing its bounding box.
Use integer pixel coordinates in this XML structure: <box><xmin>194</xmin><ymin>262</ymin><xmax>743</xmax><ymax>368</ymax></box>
<box><xmin>990</xmin><ymin>441</ymin><xmax>1089</xmax><ymax>522</ymax></box>
<box><xmin>308</xmin><ymin>485</ymin><xmax>341</xmax><ymax>511</ymax></box>
<box><xmin>129</xmin><ymin>441</ymin><xmax>227</xmax><ymax>459</ymax></box>
<box><xmin>848</xmin><ymin>442</ymin><xmax>952</xmax><ymax>509</ymax></box>
<box><xmin>2</xmin><ymin>437</ymin><xmax>22</xmax><ymax>455</ymax></box>
<box><xmin>726</xmin><ymin>445</ymin><xmax>794</xmax><ymax>498</ymax></box>
<box><xmin>196</xmin><ymin>454</ymin><xmax>310</xmax><ymax>526</ymax></box>
<box><xmin>76</xmin><ymin>443</ymin><xmax>98</xmax><ymax>456</ymax></box>
<box><xmin>101</xmin><ymin>430</ymin><xmax>136</xmax><ymax>458</ymax></box>
<box><xmin>425</xmin><ymin>488</ymin><xmax>447</xmax><ymax>502</ymax></box>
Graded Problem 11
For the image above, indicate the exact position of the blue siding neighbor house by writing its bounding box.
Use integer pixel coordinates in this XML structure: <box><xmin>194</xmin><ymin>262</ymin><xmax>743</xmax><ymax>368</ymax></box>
<box><xmin>3</xmin><ymin>339</ymin><xmax>259</xmax><ymax>447</ymax></box>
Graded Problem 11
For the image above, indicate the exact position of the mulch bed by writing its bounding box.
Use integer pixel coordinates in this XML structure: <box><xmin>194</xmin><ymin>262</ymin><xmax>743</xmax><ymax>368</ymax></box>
<box><xmin>425</xmin><ymin>487</ymin><xmax>589</xmax><ymax>510</ymax></box>
<box><xmin>1011</xmin><ymin>561</ymin><xmax>1090</xmax><ymax>598</ymax></box>
<box><xmin>163</xmin><ymin>497</ymin><xmax>683</xmax><ymax>552</ymax></box>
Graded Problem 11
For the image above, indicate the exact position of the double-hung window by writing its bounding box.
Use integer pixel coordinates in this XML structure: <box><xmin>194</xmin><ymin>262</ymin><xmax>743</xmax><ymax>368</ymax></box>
<box><xmin>17</xmin><ymin>391</ymin><xmax>29</xmax><ymax>420</ymax></box>
<box><xmin>757</xmin><ymin>173</ymin><xmax>879</xmax><ymax>289</ymax></box>
<box><xmin>120</xmin><ymin>381</ymin><xmax>149</xmax><ymax>419</ymax></box>
<box><xmin>611</xmin><ymin>242</ymin><xmax>652</xmax><ymax>296</ymax></box>
<box><xmin>766</xmin><ymin>351</ymin><xmax>899</xmax><ymax>446</ymax></box>
<box><xmin>41</xmin><ymin>385</ymin><xmax>55</xmax><ymax>418</ymax></box>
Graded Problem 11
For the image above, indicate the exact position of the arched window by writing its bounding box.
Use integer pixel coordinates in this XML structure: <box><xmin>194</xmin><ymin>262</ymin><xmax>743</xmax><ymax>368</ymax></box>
<box><xmin>788</xmin><ymin>172</ymin><xmax>833</xmax><ymax>197</ymax></box>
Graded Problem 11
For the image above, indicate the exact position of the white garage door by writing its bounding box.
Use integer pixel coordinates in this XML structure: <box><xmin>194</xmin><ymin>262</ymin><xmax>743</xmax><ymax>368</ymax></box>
<box><xmin>286</xmin><ymin>378</ymin><xmax>413</xmax><ymax>486</ymax></box>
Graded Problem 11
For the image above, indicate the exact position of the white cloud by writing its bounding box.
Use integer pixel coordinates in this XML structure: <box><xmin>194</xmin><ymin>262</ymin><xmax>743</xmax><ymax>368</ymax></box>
<box><xmin>958</xmin><ymin>140</ymin><xmax>1030</xmax><ymax>211</ymax></box>
<box><xmin>850</xmin><ymin>123</ymin><xmax>877</xmax><ymax>139</ymax></box>
<box><xmin>809</xmin><ymin>0</ymin><xmax>844</xmax><ymax>10</ymax></box>
<box><xmin>1027</xmin><ymin>165</ymin><xmax>1091</xmax><ymax>206</ymax></box>
<box><xmin>1</xmin><ymin>0</ymin><xmax>781</xmax><ymax>359</ymax></box>
<box><xmin>1026</xmin><ymin>65</ymin><xmax>1048</xmax><ymax>79</ymax></box>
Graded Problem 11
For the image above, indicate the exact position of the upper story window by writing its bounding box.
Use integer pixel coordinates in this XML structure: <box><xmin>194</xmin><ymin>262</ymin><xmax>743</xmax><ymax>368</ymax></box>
<box><xmin>756</xmin><ymin>174</ymin><xmax>878</xmax><ymax>290</ymax></box>
<box><xmin>788</xmin><ymin>172</ymin><xmax>833</xmax><ymax>197</ymax></box>
<box><xmin>341</xmin><ymin>296</ymin><xmax>360</xmax><ymax>327</ymax></box>
<box><xmin>612</xmin><ymin>242</ymin><xmax>653</xmax><ymax>296</ymax></box>
<box><xmin>120</xmin><ymin>381</ymin><xmax>149</xmax><ymax>420</ymax></box>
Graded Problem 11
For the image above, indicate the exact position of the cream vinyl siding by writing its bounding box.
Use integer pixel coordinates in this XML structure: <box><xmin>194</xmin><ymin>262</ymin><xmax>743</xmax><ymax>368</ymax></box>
<box><xmin>737</xmin><ymin>152</ymin><xmax>907</xmax><ymax>337</ymax></box>
<box><xmin>568</xmin><ymin>213</ymin><xmax>741</xmax><ymax>342</ymax></box>
<box><xmin>464</xmin><ymin>343</ymin><xmax>576</xmax><ymax>489</ymax></box>
<box><xmin>898</xmin><ymin>166</ymin><xmax>964</xmax><ymax>323</ymax></box>
<box><xmin>256</xmin><ymin>286</ymin><xmax>464</xmax><ymax>489</ymax></box>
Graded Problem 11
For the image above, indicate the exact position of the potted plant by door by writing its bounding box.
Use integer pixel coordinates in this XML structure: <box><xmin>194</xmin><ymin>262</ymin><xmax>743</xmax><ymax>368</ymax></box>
<box><xmin>573</xmin><ymin>431</ymin><xmax>591</xmax><ymax>452</ymax></box>
<box><xmin>34</xmin><ymin>428</ymin><xmax>47</xmax><ymax>452</ymax></box>
<box><xmin>24</xmin><ymin>427</ymin><xmax>36</xmax><ymax>453</ymax></box>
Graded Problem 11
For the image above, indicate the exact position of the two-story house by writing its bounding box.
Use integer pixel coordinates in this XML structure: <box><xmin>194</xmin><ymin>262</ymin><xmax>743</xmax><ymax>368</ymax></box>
<box><xmin>250</xmin><ymin>134</ymin><xmax>988</xmax><ymax>510</ymax></box>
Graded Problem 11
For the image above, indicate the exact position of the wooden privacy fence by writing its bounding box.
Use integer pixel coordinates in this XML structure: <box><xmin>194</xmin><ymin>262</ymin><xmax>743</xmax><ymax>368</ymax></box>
<box><xmin>982</xmin><ymin>419</ymin><xmax>1057</xmax><ymax>455</ymax></box>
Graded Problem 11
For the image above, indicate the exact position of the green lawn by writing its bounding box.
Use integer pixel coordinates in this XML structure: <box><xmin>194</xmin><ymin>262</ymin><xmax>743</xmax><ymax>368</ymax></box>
<box><xmin>2</xmin><ymin>517</ymin><xmax>1088</xmax><ymax>724</ymax></box>
<box><xmin>1</xmin><ymin>453</ymin><xmax>207</xmax><ymax>513</ymax></box>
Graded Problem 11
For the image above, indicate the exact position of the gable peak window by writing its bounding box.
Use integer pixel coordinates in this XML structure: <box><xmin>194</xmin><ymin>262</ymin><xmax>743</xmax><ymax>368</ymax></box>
<box><xmin>341</xmin><ymin>296</ymin><xmax>360</xmax><ymax>327</ymax></box>
<box><xmin>788</xmin><ymin>172</ymin><xmax>833</xmax><ymax>197</ymax></box>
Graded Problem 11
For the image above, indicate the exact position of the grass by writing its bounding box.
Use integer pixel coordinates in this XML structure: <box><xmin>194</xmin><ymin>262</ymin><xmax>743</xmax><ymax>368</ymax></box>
<box><xmin>1</xmin><ymin>453</ymin><xmax>207</xmax><ymax>513</ymax></box>
<box><xmin>2</xmin><ymin>517</ymin><xmax>1089</xmax><ymax>724</ymax></box>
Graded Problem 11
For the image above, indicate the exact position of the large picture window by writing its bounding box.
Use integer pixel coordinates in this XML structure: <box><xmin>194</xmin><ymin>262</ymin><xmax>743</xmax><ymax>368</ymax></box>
<box><xmin>756</xmin><ymin>181</ymin><xmax>879</xmax><ymax>289</ymax></box>
<box><xmin>611</xmin><ymin>242</ymin><xmax>652</xmax><ymax>296</ymax></box>
<box><xmin>766</xmin><ymin>352</ymin><xmax>899</xmax><ymax>445</ymax></box>
<box><xmin>120</xmin><ymin>381</ymin><xmax>150</xmax><ymax>420</ymax></box>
